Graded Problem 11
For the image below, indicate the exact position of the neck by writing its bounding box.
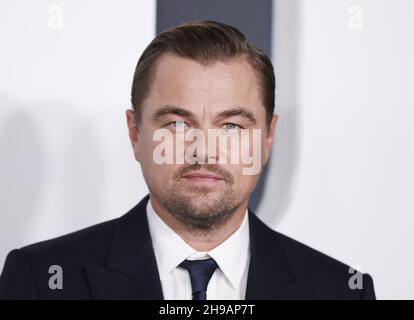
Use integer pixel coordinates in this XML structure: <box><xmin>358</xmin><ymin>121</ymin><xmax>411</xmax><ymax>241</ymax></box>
<box><xmin>149</xmin><ymin>193</ymin><xmax>248</xmax><ymax>251</ymax></box>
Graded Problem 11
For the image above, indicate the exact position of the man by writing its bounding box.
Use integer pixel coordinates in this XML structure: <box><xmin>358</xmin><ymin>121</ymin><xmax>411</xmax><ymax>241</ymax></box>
<box><xmin>0</xmin><ymin>20</ymin><xmax>375</xmax><ymax>300</ymax></box>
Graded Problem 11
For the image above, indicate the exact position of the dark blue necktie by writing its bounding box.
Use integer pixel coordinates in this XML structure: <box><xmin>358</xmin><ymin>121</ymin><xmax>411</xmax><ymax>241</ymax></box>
<box><xmin>179</xmin><ymin>257</ymin><xmax>218</xmax><ymax>300</ymax></box>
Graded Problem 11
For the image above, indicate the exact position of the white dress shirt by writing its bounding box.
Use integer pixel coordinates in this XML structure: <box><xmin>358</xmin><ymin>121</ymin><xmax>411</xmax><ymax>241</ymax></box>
<box><xmin>146</xmin><ymin>199</ymin><xmax>251</xmax><ymax>300</ymax></box>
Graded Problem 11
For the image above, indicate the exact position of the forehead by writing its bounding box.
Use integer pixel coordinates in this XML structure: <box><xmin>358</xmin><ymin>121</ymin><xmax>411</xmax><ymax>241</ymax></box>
<box><xmin>152</xmin><ymin>53</ymin><xmax>259</xmax><ymax>87</ymax></box>
<box><xmin>144</xmin><ymin>53</ymin><xmax>264</xmax><ymax>115</ymax></box>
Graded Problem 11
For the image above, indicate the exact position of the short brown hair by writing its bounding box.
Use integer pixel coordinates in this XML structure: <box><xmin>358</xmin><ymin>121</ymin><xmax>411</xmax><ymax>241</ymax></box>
<box><xmin>131</xmin><ymin>20</ymin><xmax>275</xmax><ymax>126</ymax></box>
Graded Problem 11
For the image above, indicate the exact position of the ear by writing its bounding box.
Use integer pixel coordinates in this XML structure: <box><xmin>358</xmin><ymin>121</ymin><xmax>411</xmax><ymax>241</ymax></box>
<box><xmin>263</xmin><ymin>114</ymin><xmax>278</xmax><ymax>165</ymax></box>
<box><xmin>126</xmin><ymin>109</ymin><xmax>141</xmax><ymax>161</ymax></box>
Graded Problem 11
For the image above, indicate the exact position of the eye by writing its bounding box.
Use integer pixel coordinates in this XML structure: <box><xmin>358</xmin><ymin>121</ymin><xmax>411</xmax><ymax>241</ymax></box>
<box><xmin>223</xmin><ymin>123</ymin><xmax>242</xmax><ymax>130</ymax></box>
<box><xmin>167</xmin><ymin>120</ymin><xmax>188</xmax><ymax>129</ymax></box>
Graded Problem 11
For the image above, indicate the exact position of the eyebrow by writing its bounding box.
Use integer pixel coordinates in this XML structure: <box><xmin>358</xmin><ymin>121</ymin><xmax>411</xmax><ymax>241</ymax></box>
<box><xmin>152</xmin><ymin>104</ymin><xmax>257</xmax><ymax>124</ymax></box>
<box><xmin>215</xmin><ymin>108</ymin><xmax>257</xmax><ymax>124</ymax></box>
<box><xmin>152</xmin><ymin>105</ymin><xmax>194</xmax><ymax>122</ymax></box>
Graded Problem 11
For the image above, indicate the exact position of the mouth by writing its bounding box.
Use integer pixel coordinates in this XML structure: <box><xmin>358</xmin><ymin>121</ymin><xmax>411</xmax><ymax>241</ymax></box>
<box><xmin>181</xmin><ymin>171</ymin><xmax>225</xmax><ymax>183</ymax></box>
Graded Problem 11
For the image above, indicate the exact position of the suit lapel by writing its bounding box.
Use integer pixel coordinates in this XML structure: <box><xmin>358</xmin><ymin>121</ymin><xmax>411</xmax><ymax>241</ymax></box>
<box><xmin>245</xmin><ymin>209</ymin><xmax>298</xmax><ymax>299</ymax></box>
<box><xmin>84</xmin><ymin>195</ymin><xmax>164</xmax><ymax>299</ymax></box>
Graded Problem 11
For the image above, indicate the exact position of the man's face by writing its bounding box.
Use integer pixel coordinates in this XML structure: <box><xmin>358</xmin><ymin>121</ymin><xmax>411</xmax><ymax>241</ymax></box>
<box><xmin>127</xmin><ymin>53</ymin><xmax>277</xmax><ymax>231</ymax></box>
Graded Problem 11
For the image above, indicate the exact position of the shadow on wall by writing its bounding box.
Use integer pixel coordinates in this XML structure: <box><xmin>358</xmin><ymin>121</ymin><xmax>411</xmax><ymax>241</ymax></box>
<box><xmin>0</xmin><ymin>94</ymin><xmax>106</xmax><ymax>269</ymax></box>
<box><xmin>249</xmin><ymin>0</ymin><xmax>302</xmax><ymax>228</ymax></box>
<box><xmin>60</xmin><ymin>112</ymin><xmax>104</xmax><ymax>232</ymax></box>
<box><xmin>0</xmin><ymin>94</ymin><xmax>46</xmax><ymax>267</ymax></box>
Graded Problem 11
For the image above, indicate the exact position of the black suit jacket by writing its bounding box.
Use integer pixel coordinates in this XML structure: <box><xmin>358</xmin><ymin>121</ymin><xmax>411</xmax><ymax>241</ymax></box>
<box><xmin>0</xmin><ymin>195</ymin><xmax>376</xmax><ymax>299</ymax></box>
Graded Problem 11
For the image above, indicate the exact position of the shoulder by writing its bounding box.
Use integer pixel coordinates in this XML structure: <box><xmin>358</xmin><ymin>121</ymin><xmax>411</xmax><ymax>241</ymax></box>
<box><xmin>0</xmin><ymin>217</ymin><xmax>121</xmax><ymax>299</ymax></box>
<box><xmin>249</xmin><ymin>213</ymin><xmax>376</xmax><ymax>299</ymax></box>
<box><xmin>272</xmin><ymin>228</ymin><xmax>354</xmax><ymax>275</ymax></box>
<box><xmin>250</xmin><ymin>213</ymin><xmax>353</xmax><ymax>272</ymax></box>
<box><xmin>18</xmin><ymin>217</ymin><xmax>119</xmax><ymax>265</ymax></box>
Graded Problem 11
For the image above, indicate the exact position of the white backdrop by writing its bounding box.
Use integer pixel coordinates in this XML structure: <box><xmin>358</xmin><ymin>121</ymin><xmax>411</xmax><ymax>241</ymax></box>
<box><xmin>264</xmin><ymin>0</ymin><xmax>414</xmax><ymax>299</ymax></box>
<box><xmin>0</xmin><ymin>0</ymin><xmax>413</xmax><ymax>299</ymax></box>
<box><xmin>0</xmin><ymin>0</ymin><xmax>155</xmax><ymax>271</ymax></box>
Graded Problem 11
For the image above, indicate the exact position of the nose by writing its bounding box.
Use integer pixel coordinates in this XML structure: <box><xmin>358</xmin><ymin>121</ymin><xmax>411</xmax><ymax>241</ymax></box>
<box><xmin>185</xmin><ymin>128</ymin><xmax>220</xmax><ymax>165</ymax></box>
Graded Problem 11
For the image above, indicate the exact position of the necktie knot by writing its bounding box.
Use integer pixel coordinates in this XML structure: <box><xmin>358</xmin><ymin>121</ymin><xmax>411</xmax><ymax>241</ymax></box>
<box><xmin>179</xmin><ymin>257</ymin><xmax>218</xmax><ymax>300</ymax></box>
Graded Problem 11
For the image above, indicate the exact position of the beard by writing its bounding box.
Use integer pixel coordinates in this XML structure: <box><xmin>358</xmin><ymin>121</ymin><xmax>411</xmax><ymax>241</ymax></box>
<box><xmin>150</xmin><ymin>163</ymin><xmax>243</xmax><ymax>233</ymax></box>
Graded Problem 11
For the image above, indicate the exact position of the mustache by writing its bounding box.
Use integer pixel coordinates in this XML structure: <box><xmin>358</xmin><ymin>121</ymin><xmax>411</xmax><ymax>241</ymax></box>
<box><xmin>176</xmin><ymin>163</ymin><xmax>234</xmax><ymax>184</ymax></box>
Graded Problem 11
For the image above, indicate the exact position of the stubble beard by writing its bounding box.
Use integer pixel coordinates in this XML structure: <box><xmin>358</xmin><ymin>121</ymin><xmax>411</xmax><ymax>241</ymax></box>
<box><xmin>151</xmin><ymin>164</ymin><xmax>244</xmax><ymax>234</ymax></box>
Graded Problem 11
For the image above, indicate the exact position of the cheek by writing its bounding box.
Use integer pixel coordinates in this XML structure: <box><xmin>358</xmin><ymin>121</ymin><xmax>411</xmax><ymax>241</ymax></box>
<box><xmin>239</xmin><ymin>172</ymin><xmax>260</xmax><ymax>189</ymax></box>
<box><xmin>228</xmin><ymin>165</ymin><xmax>259</xmax><ymax>190</ymax></box>
<box><xmin>150</xmin><ymin>165</ymin><xmax>173</xmax><ymax>183</ymax></box>
<box><xmin>135</xmin><ymin>130</ymin><xmax>157</xmax><ymax>162</ymax></box>
<box><xmin>260</xmin><ymin>136</ymin><xmax>268</xmax><ymax>165</ymax></box>
<box><xmin>142</xmin><ymin>163</ymin><xmax>178</xmax><ymax>191</ymax></box>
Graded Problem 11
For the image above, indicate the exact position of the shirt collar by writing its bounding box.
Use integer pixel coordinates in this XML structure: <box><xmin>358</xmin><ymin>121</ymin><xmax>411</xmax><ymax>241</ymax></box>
<box><xmin>146</xmin><ymin>198</ymin><xmax>250</xmax><ymax>290</ymax></box>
